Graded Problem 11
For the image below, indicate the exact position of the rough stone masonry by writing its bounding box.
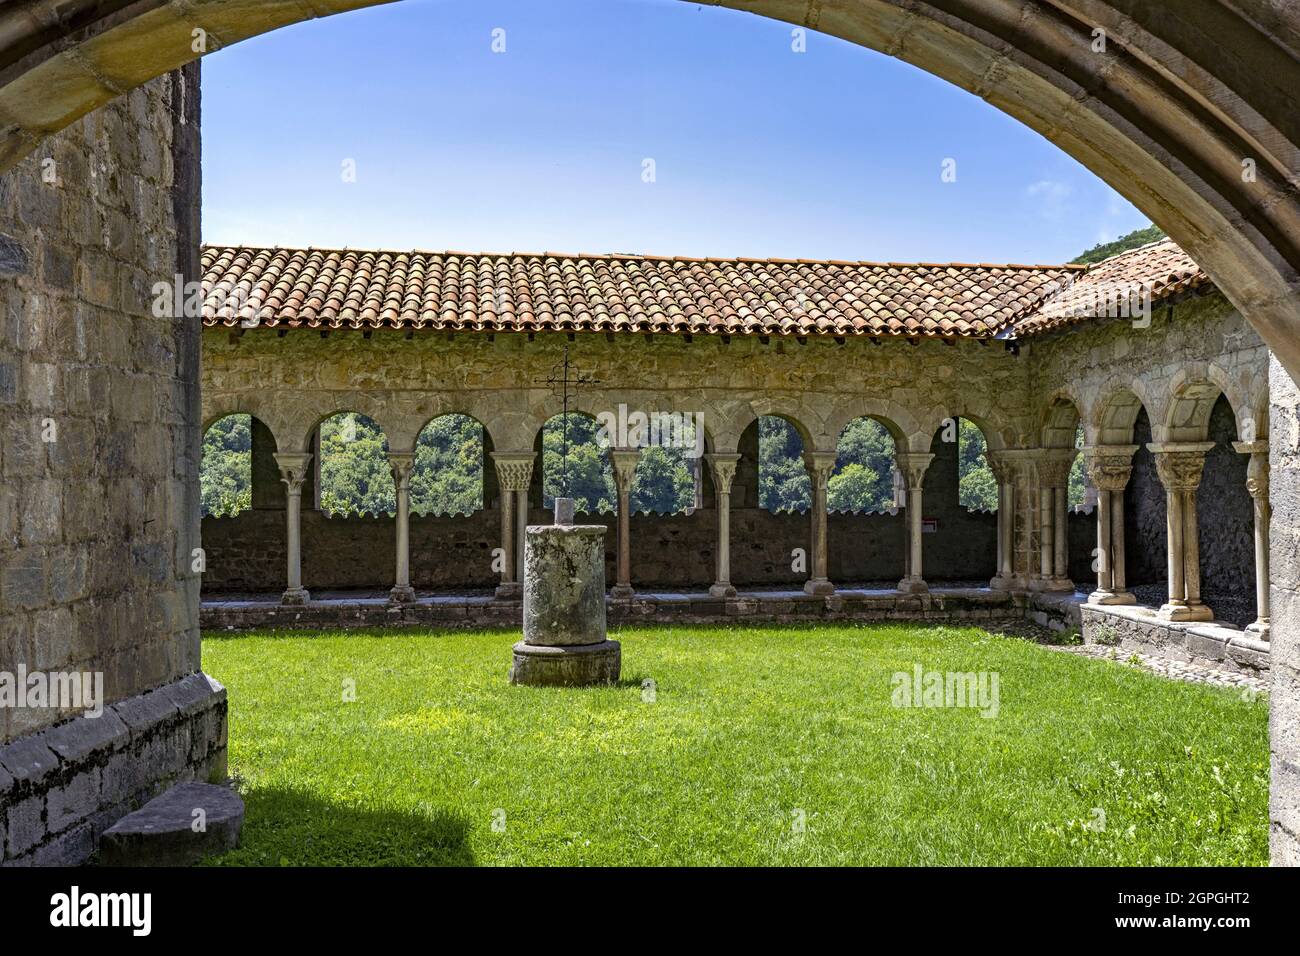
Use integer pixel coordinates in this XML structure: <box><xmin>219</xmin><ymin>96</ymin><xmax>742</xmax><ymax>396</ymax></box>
<box><xmin>0</xmin><ymin>65</ymin><xmax>227</xmax><ymax>865</ymax></box>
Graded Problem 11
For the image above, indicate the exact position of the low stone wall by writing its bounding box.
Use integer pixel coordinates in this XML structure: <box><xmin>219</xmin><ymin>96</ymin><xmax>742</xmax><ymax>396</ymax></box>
<box><xmin>0</xmin><ymin>673</ymin><xmax>228</xmax><ymax>866</ymax></box>
<box><xmin>200</xmin><ymin>587</ymin><xmax>1031</xmax><ymax>632</ymax></box>
<box><xmin>1079</xmin><ymin>604</ymin><xmax>1269</xmax><ymax>676</ymax></box>
<box><xmin>201</xmin><ymin>505</ymin><xmax>1010</xmax><ymax>592</ymax></box>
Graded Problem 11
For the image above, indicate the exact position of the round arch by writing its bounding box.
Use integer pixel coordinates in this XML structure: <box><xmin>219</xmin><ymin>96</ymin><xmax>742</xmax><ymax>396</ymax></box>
<box><xmin>1092</xmin><ymin>384</ymin><xmax>1153</xmax><ymax>446</ymax></box>
<box><xmin>1040</xmin><ymin>392</ymin><xmax>1083</xmax><ymax>449</ymax></box>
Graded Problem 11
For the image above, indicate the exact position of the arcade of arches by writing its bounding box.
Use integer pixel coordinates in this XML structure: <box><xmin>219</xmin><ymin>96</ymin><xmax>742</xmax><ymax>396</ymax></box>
<box><xmin>1</xmin><ymin>0</ymin><xmax>1298</xmax><ymax>866</ymax></box>
<box><xmin>195</xmin><ymin>241</ymin><xmax>1269</xmax><ymax>638</ymax></box>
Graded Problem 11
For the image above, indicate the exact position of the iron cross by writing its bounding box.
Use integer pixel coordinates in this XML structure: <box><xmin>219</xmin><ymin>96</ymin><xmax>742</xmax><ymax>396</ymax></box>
<box><xmin>538</xmin><ymin>345</ymin><xmax>599</xmax><ymax>497</ymax></box>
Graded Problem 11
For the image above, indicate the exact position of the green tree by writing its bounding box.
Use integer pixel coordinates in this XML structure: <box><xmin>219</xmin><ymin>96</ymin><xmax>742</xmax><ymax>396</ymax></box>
<box><xmin>758</xmin><ymin>417</ymin><xmax>810</xmax><ymax>512</ymax></box>
<box><xmin>828</xmin><ymin>463</ymin><xmax>881</xmax><ymax>512</ymax></box>
<box><xmin>958</xmin><ymin>418</ymin><xmax>999</xmax><ymax>511</ymax></box>
<box><xmin>1068</xmin><ymin>424</ymin><xmax>1087</xmax><ymax>508</ymax></box>
<box><xmin>319</xmin><ymin>413</ymin><xmax>394</xmax><ymax>516</ymax></box>
<box><xmin>1072</xmin><ymin>224</ymin><xmax>1167</xmax><ymax>265</ymax></box>
<box><xmin>411</xmin><ymin>414</ymin><xmax>483</xmax><ymax>516</ymax></box>
<box><xmin>200</xmin><ymin>414</ymin><xmax>251</xmax><ymax>517</ymax></box>
<box><xmin>631</xmin><ymin>444</ymin><xmax>695</xmax><ymax>514</ymax></box>
<box><xmin>543</xmin><ymin>414</ymin><xmax>615</xmax><ymax>514</ymax></box>
<box><xmin>832</xmin><ymin>417</ymin><xmax>897</xmax><ymax>512</ymax></box>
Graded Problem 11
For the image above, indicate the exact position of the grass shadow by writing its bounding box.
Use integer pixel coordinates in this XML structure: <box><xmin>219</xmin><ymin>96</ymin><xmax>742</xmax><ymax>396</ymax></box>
<box><xmin>209</xmin><ymin>784</ymin><xmax>476</xmax><ymax>867</ymax></box>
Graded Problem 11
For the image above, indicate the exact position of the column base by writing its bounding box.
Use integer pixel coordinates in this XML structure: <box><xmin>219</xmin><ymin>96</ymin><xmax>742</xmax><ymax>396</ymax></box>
<box><xmin>280</xmin><ymin>587</ymin><xmax>310</xmax><ymax>606</ymax></box>
<box><xmin>804</xmin><ymin>578</ymin><xmax>835</xmax><ymax>596</ymax></box>
<box><xmin>388</xmin><ymin>585</ymin><xmax>416</xmax><ymax>604</ymax></box>
<box><xmin>1046</xmin><ymin>576</ymin><xmax>1074</xmax><ymax>592</ymax></box>
<box><xmin>989</xmin><ymin>574</ymin><xmax>1015</xmax><ymax>591</ymax></box>
<box><xmin>1158</xmin><ymin>601</ymin><xmax>1214</xmax><ymax>622</ymax></box>
<box><xmin>1088</xmin><ymin>589</ymin><xmax>1137</xmax><ymax>606</ymax></box>
<box><xmin>709</xmin><ymin>582</ymin><xmax>737</xmax><ymax>599</ymax></box>
<box><xmin>494</xmin><ymin>581</ymin><xmax>523</xmax><ymax>600</ymax></box>
<box><xmin>509</xmin><ymin>639</ymin><xmax>621</xmax><ymax>687</ymax></box>
<box><xmin>609</xmin><ymin>585</ymin><xmax>636</xmax><ymax>602</ymax></box>
<box><xmin>897</xmin><ymin>577</ymin><xmax>928</xmax><ymax>594</ymax></box>
<box><xmin>1246</xmin><ymin>619</ymin><xmax>1271</xmax><ymax>639</ymax></box>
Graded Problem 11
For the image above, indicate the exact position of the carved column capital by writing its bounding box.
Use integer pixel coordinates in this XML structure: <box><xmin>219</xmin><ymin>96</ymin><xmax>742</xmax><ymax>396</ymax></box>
<box><xmin>803</xmin><ymin>450</ymin><xmax>838</xmax><ymax>490</ymax></box>
<box><xmin>1233</xmin><ymin>440</ymin><xmax>1270</xmax><ymax>501</ymax></box>
<box><xmin>491</xmin><ymin>452</ymin><xmax>535</xmax><ymax>492</ymax></box>
<box><xmin>985</xmin><ymin>450</ymin><xmax>1013</xmax><ymax>485</ymax></box>
<box><xmin>1034</xmin><ymin>450</ymin><xmax>1076</xmax><ymax>490</ymax></box>
<box><xmin>387</xmin><ymin>451</ymin><xmax>415</xmax><ymax>488</ymax></box>
<box><xmin>273</xmin><ymin>452</ymin><xmax>313</xmax><ymax>494</ymax></box>
<box><xmin>1148</xmin><ymin>442</ymin><xmax>1214</xmax><ymax>492</ymax></box>
<box><xmin>705</xmin><ymin>452</ymin><xmax>741</xmax><ymax>495</ymax></box>
<box><xmin>610</xmin><ymin>448</ymin><xmax>641</xmax><ymax>492</ymax></box>
<box><xmin>894</xmin><ymin>452</ymin><xmax>935</xmax><ymax>489</ymax></box>
<box><xmin>1083</xmin><ymin>444</ymin><xmax>1138</xmax><ymax>492</ymax></box>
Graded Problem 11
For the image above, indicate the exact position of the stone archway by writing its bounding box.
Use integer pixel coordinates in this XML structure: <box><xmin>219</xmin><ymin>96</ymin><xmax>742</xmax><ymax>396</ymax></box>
<box><xmin>2</xmin><ymin>0</ymin><xmax>1298</xmax><ymax>865</ymax></box>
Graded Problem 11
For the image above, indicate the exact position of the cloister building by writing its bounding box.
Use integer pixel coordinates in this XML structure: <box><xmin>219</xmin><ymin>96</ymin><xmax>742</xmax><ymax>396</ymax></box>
<box><xmin>197</xmin><ymin>238</ymin><xmax>1271</xmax><ymax>677</ymax></box>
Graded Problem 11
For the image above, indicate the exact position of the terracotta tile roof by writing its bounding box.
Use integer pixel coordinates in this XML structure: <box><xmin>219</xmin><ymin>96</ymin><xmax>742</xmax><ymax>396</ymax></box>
<box><xmin>198</xmin><ymin>239</ymin><xmax>1210</xmax><ymax>340</ymax></box>
<box><xmin>199</xmin><ymin>246</ymin><xmax>1084</xmax><ymax>339</ymax></box>
<box><xmin>1014</xmin><ymin>238</ymin><xmax>1211</xmax><ymax>335</ymax></box>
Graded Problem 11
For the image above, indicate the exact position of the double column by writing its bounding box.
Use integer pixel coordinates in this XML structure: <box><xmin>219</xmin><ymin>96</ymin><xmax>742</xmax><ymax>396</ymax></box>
<box><xmin>1083</xmin><ymin>445</ymin><xmax>1138</xmax><ymax>605</ymax></box>
<box><xmin>705</xmin><ymin>453</ymin><xmax>741</xmax><ymax>598</ymax></box>
<box><xmin>803</xmin><ymin>451</ymin><xmax>838</xmax><ymax>596</ymax></box>
<box><xmin>1233</xmin><ymin>440</ymin><xmax>1271</xmax><ymax>637</ymax></box>
<box><xmin>610</xmin><ymin>448</ymin><xmax>640</xmax><ymax>600</ymax></box>
<box><xmin>987</xmin><ymin>452</ymin><xmax>1016</xmax><ymax>589</ymax></box>
<box><xmin>388</xmin><ymin>452</ymin><xmax>416</xmax><ymax>603</ymax></box>
<box><xmin>274</xmin><ymin>452</ymin><xmax>313</xmax><ymax>606</ymax></box>
<box><xmin>895</xmin><ymin>452</ymin><xmax>935</xmax><ymax>594</ymax></box>
<box><xmin>1032</xmin><ymin>451</ymin><xmax>1076</xmax><ymax>591</ymax></box>
<box><xmin>490</xmin><ymin>452</ymin><xmax>536</xmax><ymax>600</ymax></box>
<box><xmin>1150</xmin><ymin>442</ymin><xmax>1215</xmax><ymax>622</ymax></box>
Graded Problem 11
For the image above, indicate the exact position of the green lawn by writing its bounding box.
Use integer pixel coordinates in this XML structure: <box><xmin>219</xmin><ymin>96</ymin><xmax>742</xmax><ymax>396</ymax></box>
<box><xmin>201</xmin><ymin>623</ymin><xmax>1268</xmax><ymax>866</ymax></box>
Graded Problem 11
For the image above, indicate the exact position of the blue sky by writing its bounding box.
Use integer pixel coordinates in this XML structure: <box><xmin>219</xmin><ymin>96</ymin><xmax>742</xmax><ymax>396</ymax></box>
<box><xmin>201</xmin><ymin>0</ymin><xmax>1149</xmax><ymax>263</ymax></box>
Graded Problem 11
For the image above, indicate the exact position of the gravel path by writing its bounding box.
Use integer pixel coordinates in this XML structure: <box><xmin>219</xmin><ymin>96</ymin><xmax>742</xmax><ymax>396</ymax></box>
<box><xmin>1043</xmin><ymin>642</ymin><xmax>1268</xmax><ymax>696</ymax></box>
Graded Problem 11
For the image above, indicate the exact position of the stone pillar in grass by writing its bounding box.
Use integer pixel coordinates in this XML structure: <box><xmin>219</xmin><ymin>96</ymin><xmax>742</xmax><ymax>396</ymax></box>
<box><xmin>510</xmin><ymin>498</ymin><xmax>621</xmax><ymax>686</ymax></box>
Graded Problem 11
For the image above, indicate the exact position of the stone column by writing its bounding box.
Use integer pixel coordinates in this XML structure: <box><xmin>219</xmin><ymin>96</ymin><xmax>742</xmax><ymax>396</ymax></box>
<box><xmin>1033</xmin><ymin>451</ymin><xmax>1075</xmax><ymax>591</ymax></box>
<box><xmin>1083</xmin><ymin>445</ymin><xmax>1138</xmax><ymax>605</ymax></box>
<box><xmin>896</xmin><ymin>452</ymin><xmax>935</xmax><ymax>593</ymax></box>
<box><xmin>490</xmin><ymin>452</ymin><xmax>535</xmax><ymax>600</ymax></box>
<box><xmin>1150</xmin><ymin>442</ymin><xmax>1216</xmax><ymax>621</ymax></box>
<box><xmin>273</xmin><ymin>452</ymin><xmax>313</xmax><ymax>605</ymax></box>
<box><xmin>609</xmin><ymin>448</ymin><xmax>640</xmax><ymax>600</ymax></box>
<box><xmin>802</xmin><ymin>451</ymin><xmax>838</xmax><ymax>596</ymax></box>
<box><xmin>705</xmin><ymin>453</ymin><xmax>741</xmax><ymax>598</ymax></box>
<box><xmin>388</xmin><ymin>452</ymin><xmax>416</xmax><ymax>603</ymax></box>
<box><xmin>1234</xmin><ymin>439</ymin><xmax>1271</xmax><ymax>637</ymax></box>
<box><xmin>987</xmin><ymin>453</ymin><xmax>1015</xmax><ymax>590</ymax></box>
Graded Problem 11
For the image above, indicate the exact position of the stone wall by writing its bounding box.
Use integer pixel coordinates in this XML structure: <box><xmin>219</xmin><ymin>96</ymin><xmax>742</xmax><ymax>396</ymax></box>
<box><xmin>1200</xmin><ymin>395</ymin><xmax>1256</xmax><ymax>626</ymax></box>
<box><xmin>1126</xmin><ymin>410</ymin><xmax>1168</xmax><ymax>587</ymax></box>
<box><xmin>1</xmin><ymin>67</ymin><xmax>204</xmax><ymax>744</ymax></box>
<box><xmin>0</xmin><ymin>673</ymin><xmax>226</xmax><ymax>865</ymax></box>
<box><xmin>1270</xmin><ymin>354</ymin><xmax>1300</xmax><ymax>864</ymax></box>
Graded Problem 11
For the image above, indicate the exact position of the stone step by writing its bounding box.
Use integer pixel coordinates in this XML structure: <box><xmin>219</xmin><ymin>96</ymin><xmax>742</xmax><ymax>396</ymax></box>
<box><xmin>98</xmin><ymin>782</ymin><xmax>244</xmax><ymax>867</ymax></box>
